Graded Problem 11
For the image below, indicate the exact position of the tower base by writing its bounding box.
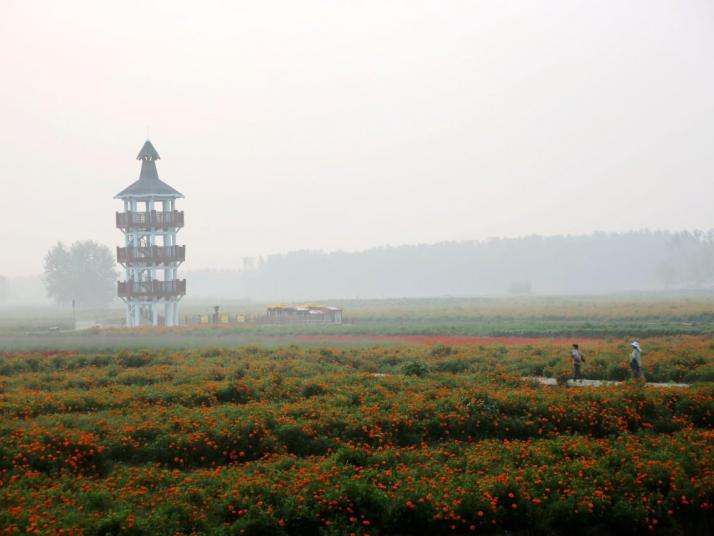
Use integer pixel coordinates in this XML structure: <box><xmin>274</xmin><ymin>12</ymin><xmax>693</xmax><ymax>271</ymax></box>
<box><xmin>123</xmin><ymin>299</ymin><xmax>181</xmax><ymax>327</ymax></box>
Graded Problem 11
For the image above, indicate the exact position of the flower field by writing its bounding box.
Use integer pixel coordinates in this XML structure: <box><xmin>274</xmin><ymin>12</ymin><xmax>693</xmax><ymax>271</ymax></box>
<box><xmin>1</xmin><ymin>336</ymin><xmax>713</xmax><ymax>534</ymax></box>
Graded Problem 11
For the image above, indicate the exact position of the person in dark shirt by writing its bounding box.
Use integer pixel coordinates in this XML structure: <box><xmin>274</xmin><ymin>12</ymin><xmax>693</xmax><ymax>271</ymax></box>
<box><xmin>571</xmin><ymin>343</ymin><xmax>585</xmax><ymax>382</ymax></box>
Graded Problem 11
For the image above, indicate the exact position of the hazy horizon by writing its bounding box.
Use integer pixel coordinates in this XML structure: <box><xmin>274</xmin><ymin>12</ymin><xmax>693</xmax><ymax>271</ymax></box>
<box><xmin>4</xmin><ymin>228</ymin><xmax>711</xmax><ymax>278</ymax></box>
<box><xmin>2</xmin><ymin>0</ymin><xmax>713</xmax><ymax>277</ymax></box>
<box><xmin>3</xmin><ymin>230</ymin><xmax>713</xmax><ymax>304</ymax></box>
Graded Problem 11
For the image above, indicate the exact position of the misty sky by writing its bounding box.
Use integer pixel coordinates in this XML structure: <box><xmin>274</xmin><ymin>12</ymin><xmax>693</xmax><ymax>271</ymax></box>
<box><xmin>1</xmin><ymin>0</ymin><xmax>713</xmax><ymax>276</ymax></box>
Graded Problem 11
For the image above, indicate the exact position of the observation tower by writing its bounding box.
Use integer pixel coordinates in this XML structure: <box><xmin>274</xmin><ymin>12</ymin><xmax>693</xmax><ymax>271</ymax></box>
<box><xmin>115</xmin><ymin>140</ymin><xmax>185</xmax><ymax>326</ymax></box>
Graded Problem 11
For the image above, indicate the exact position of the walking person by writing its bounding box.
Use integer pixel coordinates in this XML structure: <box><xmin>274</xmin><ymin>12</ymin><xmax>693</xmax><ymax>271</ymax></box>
<box><xmin>630</xmin><ymin>341</ymin><xmax>644</xmax><ymax>381</ymax></box>
<box><xmin>571</xmin><ymin>343</ymin><xmax>585</xmax><ymax>382</ymax></box>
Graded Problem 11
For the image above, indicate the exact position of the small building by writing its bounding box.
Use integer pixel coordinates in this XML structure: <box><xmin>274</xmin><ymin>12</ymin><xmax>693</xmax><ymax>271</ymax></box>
<box><xmin>266</xmin><ymin>304</ymin><xmax>343</xmax><ymax>324</ymax></box>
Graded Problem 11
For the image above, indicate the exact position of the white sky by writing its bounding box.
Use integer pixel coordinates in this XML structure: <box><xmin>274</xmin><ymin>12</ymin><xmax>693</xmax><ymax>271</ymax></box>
<box><xmin>1</xmin><ymin>0</ymin><xmax>713</xmax><ymax>276</ymax></box>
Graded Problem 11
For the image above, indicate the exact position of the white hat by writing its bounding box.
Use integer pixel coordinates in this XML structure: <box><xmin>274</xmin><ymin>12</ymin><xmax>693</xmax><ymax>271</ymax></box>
<box><xmin>631</xmin><ymin>341</ymin><xmax>641</xmax><ymax>350</ymax></box>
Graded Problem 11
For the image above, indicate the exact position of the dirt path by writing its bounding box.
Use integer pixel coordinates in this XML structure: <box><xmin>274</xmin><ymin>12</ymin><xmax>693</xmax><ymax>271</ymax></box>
<box><xmin>523</xmin><ymin>377</ymin><xmax>689</xmax><ymax>388</ymax></box>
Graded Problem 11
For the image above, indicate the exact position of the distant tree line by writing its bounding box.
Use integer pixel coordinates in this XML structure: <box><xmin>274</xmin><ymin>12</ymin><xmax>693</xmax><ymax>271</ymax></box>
<box><xmin>4</xmin><ymin>231</ymin><xmax>713</xmax><ymax>305</ymax></box>
<box><xmin>187</xmin><ymin>230</ymin><xmax>714</xmax><ymax>300</ymax></box>
<box><xmin>656</xmin><ymin>230</ymin><xmax>714</xmax><ymax>288</ymax></box>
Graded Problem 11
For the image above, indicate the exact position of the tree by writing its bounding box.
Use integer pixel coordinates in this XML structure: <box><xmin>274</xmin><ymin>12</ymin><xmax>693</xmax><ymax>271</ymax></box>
<box><xmin>44</xmin><ymin>241</ymin><xmax>117</xmax><ymax>307</ymax></box>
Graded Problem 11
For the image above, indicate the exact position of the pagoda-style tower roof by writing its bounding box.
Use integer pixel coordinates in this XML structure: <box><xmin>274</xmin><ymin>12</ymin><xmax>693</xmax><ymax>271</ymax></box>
<box><xmin>115</xmin><ymin>140</ymin><xmax>184</xmax><ymax>199</ymax></box>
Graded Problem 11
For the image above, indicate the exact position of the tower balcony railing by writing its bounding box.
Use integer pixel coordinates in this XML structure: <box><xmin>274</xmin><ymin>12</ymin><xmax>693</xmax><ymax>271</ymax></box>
<box><xmin>117</xmin><ymin>245</ymin><xmax>186</xmax><ymax>264</ymax></box>
<box><xmin>117</xmin><ymin>279</ymin><xmax>186</xmax><ymax>298</ymax></box>
<box><xmin>116</xmin><ymin>210</ymin><xmax>184</xmax><ymax>230</ymax></box>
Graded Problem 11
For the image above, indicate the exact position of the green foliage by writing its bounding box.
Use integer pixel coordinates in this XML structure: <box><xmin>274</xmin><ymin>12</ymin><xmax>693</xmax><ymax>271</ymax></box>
<box><xmin>223</xmin><ymin>510</ymin><xmax>287</xmax><ymax>536</ymax></box>
<box><xmin>685</xmin><ymin>365</ymin><xmax>714</xmax><ymax>383</ymax></box>
<box><xmin>606</xmin><ymin>363</ymin><xmax>630</xmax><ymax>381</ymax></box>
<box><xmin>429</xmin><ymin>343</ymin><xmax>454</xmax><ymax>357</ymax></box>
<box><xmin>301</xmin><ymin>383</ymin><xmax>326</xmax><ymax>398</ymax></box>
<box><xmin>334</xmin><ymin>446</ymin><xmax>369</xmax><ymax>467</ymax></box>
<box><xmin>402</xmin><ymin>360</ymin><xmax>430</xmax><ymax>376</ymax></box>
<box><xmin>434</xmin><ymin>359</ymin><xmax>471</xmax><ymax>373</ymax></box>
<box><xmin>118</xmin><ymin>352</ymin><xmax>152</xmax><ymax>368</ymax></box>
<box><xmin>215</xmin><ymin>381</ymin><xmax>254</xmax><ymax>404</ymax></box>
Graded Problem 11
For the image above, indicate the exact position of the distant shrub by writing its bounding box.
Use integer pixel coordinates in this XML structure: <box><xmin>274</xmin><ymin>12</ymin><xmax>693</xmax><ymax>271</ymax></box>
<box><xmin>24</xmin><ymin>357</ymin><xmax>41</xmax><ymax>372</ymax></box>
<box><xmin>89</xmin><ymin>355</ymin><xmax>111</xmax><ymax>367</ymax></box>
<box><xmin>82</xmin><ymin>490</ymin><xmax>113</xmax><ymax>512</ymax></box>
<box><xmin>215</xmin><ymin>381</ymin><xmax>254</xmax><ymax>404</ymax></box>
<box><xmin>120</xmin><ymin>374</ymin><xmax>155</xmax><ymax>386</ymax></box>
<box><xmin>402</xmin><ymin>360</ymin><xmax>430</xmax><ymax>377</ymax></box>
<box><xmin>435</xmin><ymin>359</ymin><xmax>471</xmax><ymax>373</ymax></box>
<box><xmin>50</xmin><ymin>356</ymin><xmax>67</xmax><ymax>370</ymax></box>
<box><xmin>85</xmin><ymin>512</ymin><xmax>136</xmax><ymax>536</ymax></box>
<box><xmin>301</xmin><ymin>383</ymin><xmax>326</xmax><ymax>398</ymax></box>
<box><xmin>335</xmin><ymin>447</ymin><xmax>369</xmax><ymax>467</ymax></box>
<box><xmin>587</xmin><ymin>357</ymin><xmax>609</xmax><ymax>380</ymax></box>
<box><xmin>318</xmin><ymin>348</ymin><xmax>334</xmax><ymax>358</ymax></box>
<box><xmin>430</xmin><ymin>343</ymin><xmax>454</xmax><ymax>357</ymax></box>
<box><xmin>118</xmin><ymin>352</ymin><xmax>152</xmax><ymax>368</ymax></box>
<box><xmin>466</xmin><ymin>392</ymin><xmax>500</xmax><ymax>418</ymax></box>
<box><xmin>344</xmin><ymin>480</ymin><xmax>389</xmax><ymax>527</ymax></box>
<box><xmin>276</xmin><ymin>425</ymin><xmax>329</xmax><ymax>456</ymax></box>
<box><xmin>224</xmin><ymin>510</ymin><xmax>287</xmax><ymax>536</ymax></box>
<box><xmin>379</xmin><ymin>355</ymin><xmax>403</xmax><ymax>367</ymax></box>
<box><xmin>522</xmin><ymin>363</ymin><xmax>545</xmax><ymax>376</ymax></box>
<box><xmin>684</xmin><ymin>365</ymin><xmax>714</xmax><ymax>383</ymax></box>
<box><xmin>606</xmin><ymin>363</ymin><xmax>630</xmax><ymax>381</ymax></box>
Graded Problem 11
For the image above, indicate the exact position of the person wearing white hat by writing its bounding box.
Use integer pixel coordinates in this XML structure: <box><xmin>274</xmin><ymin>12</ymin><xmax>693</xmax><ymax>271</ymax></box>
<box><xmin>630</xmin><ymin>341</ymin><xmax>644</xmax><ymax>381</ymax></box>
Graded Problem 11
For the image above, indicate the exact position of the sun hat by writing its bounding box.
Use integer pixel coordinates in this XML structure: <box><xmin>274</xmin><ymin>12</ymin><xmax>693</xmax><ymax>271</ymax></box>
<box><xmin>631</xmin><ymin>341</ymin><xmax>641</xmax><ymax>350</ymax></box>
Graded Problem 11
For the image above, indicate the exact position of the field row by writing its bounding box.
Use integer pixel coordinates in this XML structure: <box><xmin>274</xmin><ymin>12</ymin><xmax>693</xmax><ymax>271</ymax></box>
<box><xmin>2</xmin><ymin>335</ymin><xmax>713</xmax><ymax>382</ymax></box>
<box><xmin>1</xmin><ymin>340</ymin><xmax>713</xmax><ymax>534</ymax></box>
<box><xmin>2</xmin><ymin>379</ymin><xmax>713</xmax><ymax>472</ymax></box>
<box><xmin>1</xmin><ymin>431</ymin><xmax>712</xmax><ymax>534</ymax></box>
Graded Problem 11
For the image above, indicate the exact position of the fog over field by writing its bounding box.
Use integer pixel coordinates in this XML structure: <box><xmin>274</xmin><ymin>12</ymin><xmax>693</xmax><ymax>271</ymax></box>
<box><xmin>2</xmin><ymin>230</ymin><xmax>713</xmax><ymax>304</ymax></box>
<box><xmin>1</xmin><ymin>0</ymin><xmax>713</xmax><ymax>300</ymax></box>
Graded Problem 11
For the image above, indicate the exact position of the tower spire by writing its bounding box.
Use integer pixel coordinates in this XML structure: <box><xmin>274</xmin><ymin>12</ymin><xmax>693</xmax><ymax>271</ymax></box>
<box><xmin>137</xmin><ymin>140</ymin><xmax>160</xmax><ymax>161</ymax></box>
<box><xmin>137</xmin><ymin>140</ymin><xmax>161</xmax><ymax>182</ymax></box>
<box><xmin>115</xmin><ymin>140</ymin><xmax>183</xmax><ymax>199</ymax></box>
